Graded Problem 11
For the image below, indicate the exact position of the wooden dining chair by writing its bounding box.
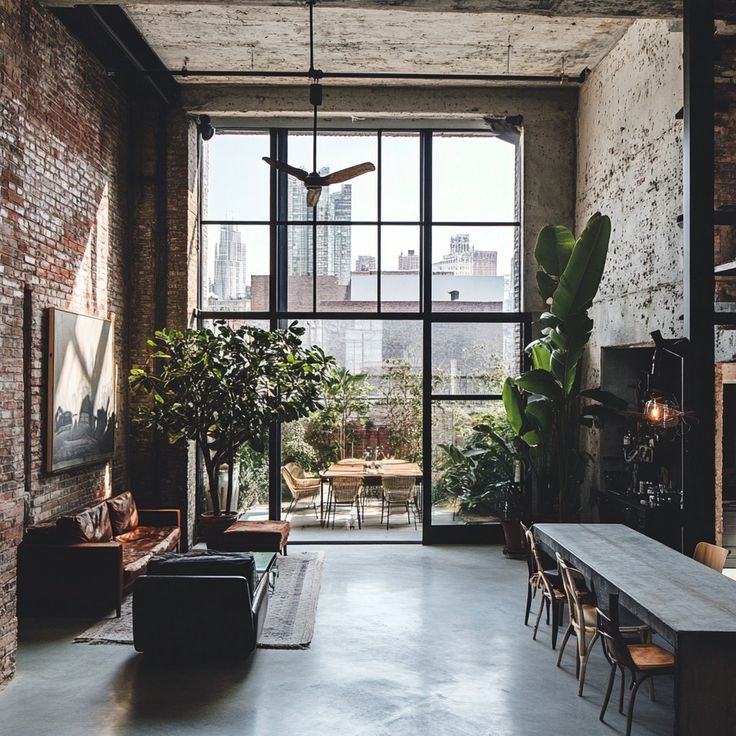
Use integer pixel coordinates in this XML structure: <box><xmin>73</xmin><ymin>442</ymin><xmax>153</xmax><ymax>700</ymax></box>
<box><xmin>693</xmin><ymin>541</ymin><xmax>729</xmax><ymax>572</ymax></box>
<box><xmin>521</xmin><ymin>522</ymin><xmax>561</xmax><ymax>626</ymax></box>
<box><xmin>597</xmin><ymin>608</ymin><xmax>675</xmax><ymax>736</ymax></box>
<box><xmin>525</xmin><ymin>528</ymin><xmax>565</xmax><ymax>649</ymax></box>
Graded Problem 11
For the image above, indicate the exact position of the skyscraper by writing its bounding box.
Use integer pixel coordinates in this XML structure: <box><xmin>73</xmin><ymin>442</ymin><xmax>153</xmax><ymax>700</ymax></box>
<box><xmin>432</xmin><ymin>233</ymin><xmax>497</xmax><ymax>276</ymax></box>
<box><xmin>212</xmin><ymin>224</ymin><xmax>247</xmax><ymax>302</ymax></box>
<box><xmin>287</xmin><ymin>169</ymin><xmax>352</xmax><ymax>286</ymax></box>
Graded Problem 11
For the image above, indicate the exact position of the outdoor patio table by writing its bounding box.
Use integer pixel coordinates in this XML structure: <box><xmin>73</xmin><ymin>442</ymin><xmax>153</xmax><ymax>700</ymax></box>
<box><xmin>534</xmin><ymin>523</ymin><xmax>736</xmax><ymax>735</ymax></box>
<box><xmin>320</xmin><ymin>462</ymin><xmax>422</xmax><ymax>526</ymax></box>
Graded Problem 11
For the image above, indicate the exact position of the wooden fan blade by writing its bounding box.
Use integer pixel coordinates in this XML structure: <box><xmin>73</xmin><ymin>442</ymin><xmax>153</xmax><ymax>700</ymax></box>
<box><xmin>307</xmin><ymin>188</ymin><xmax>322</xmax><ymax>207</ymax></box>
<box><xmin>321</xmin><ymin>162</ymin><xmax>376</xmax><ymax>186</ymax></box>
<box><xmin>262</xmin><ymin>157</ymin><xmax>309</xmax><ymax>182</ymax></box>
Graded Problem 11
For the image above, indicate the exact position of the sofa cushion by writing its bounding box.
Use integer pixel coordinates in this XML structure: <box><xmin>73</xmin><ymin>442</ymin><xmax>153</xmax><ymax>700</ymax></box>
<box><xmin>107</xmin><ymin>491</ymin><xmax>139</xmax><ymax>536</ymax></box>
<box><xmin>116</xmin><ymin>525</ymin><xmax>180</xmax><ymax>557</ymax></box>
<box><xmin>56</xmin><ymin>502</ymin><xmax>113</xmax><ymax>544</ymax></box>
<box><xmin>146</xmin><ymin>550</ymin><xmax>256</xmax><ymax>596</ymax></box>
<box><xmin>123</xmin><ymin>548</ymin><xmax>153</xmax><ymax>588</ymax></box>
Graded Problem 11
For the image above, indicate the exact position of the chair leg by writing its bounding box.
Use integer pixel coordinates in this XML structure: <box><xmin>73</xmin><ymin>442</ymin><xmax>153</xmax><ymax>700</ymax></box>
<box><xmin>545</xmin><ymin>598</ymin><xmax>550</xmax><ymax>625</ymax></box>
<box><xmin>551</xmin><ymin>599</ymin><xmax>561</xmax><ymax>649</ymax></box>
<box><xmin>626</xmin><ymin>675</ymin><xmax>650</xmax><ymax>736</ymax></box>
<box><xmin>525</xmin><ymin>582</ymin><xmax>533</xmax><ymax>626</ymax></box>
<box><xmin>578</xmin><ymin>631</ymin><xmax>598</xmax><ymax>697</ymax></box>
<box><xmin>356</xmin><ymin>500</ymin><xmax>362</xmax><ymax>530</ymax></box>
<box><xmin>556</xmin><ymin>624</ymin><xmax>573</xmax><ymax>667</ymax></box>
<box><xmin>619</xmin><ymin>666</ymin><xmax>626</xmax><ymax>714</ymax></box>
<box><xmin>532</xmin><ymin>592</ymin><xmax>545</xmax><ymax>641</ymax></box>
<box><xmin>285</xmin><ymin>497</ymin><xmax>296</xmax><ymax>520</ymax></box>
<box><xmin>600</xmin><ymin>661</ymin><xmax>617</xmax><ymax>723</ymax></box>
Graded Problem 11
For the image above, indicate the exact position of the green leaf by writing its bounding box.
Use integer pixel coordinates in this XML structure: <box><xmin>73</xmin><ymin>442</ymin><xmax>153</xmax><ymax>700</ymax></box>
<box><xmin>514</xmin><ymin>369</ymin><xmax>563</xmax><ymax>404</ymax></box>
<box><xmin>527</xmin><ymin>340</ymin><xmax>552</xmax><ymax>372</ymax></box>
<box><xmin>502</xmin><ymin>378</ymin><xmax>527</xmax><ymax>435</ymax></box>
<box><xmin>525</xmin><ymin>397</ymin><xmax>554</xmax><ymax>436</ymax></box>
<box><xmin>551</xmin><ymin>213</ymin><xmax>611</xmax><ymax>320</ymax></box>
<box><xmin>534</xmin><ymin>224</ymin><xmax>576</xmax><ymax>278</ymax></box>
<box><xmin>536</xmin><ymin>270</ymin><xmax>557</xmax><ymax>304</ymax></box>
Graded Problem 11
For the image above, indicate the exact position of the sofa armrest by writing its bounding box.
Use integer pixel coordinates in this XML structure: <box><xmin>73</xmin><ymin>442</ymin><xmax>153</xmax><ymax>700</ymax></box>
<box><xmin>137</xmin><ymin>508</ymin><xmax>181</xmax><ymax>528</ymax></box>
<box><xmin>17</xmin><ymin>541</ymin><xmax>123</xmax><ymax>617</ymax></box>
<box><xmin>133</xmin><ymin>575</ymin><xmax>256</xmax><ymax>656</ymax></box>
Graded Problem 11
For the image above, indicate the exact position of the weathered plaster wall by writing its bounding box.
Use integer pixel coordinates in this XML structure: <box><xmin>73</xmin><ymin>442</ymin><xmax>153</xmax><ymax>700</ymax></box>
<box><xmin>576</xmin><ymin>20</ymin><xmax>683</xmax><ymax>496</ymax></box>
<box><xmin>184</xmin><ymin>83</ymin><xmax>578</xmax><ymax>312</ymax></box>
<box><xmin>577</xmin><ymin>20</ymin><xmax>683</xmax><ymax>381</ymax></box>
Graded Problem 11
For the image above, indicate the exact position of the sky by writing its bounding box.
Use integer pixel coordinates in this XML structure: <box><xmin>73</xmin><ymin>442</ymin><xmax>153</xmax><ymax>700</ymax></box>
<box><xmin>203</xmin><ymin>130</ymin><xmax>518</xmax><ymax>282</ymax></box>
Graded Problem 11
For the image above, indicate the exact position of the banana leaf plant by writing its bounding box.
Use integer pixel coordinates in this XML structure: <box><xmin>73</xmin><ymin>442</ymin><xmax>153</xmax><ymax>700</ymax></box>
<box><xmin>503</xmin><ymin>212</ymin><xmax>621</xmax><ymax>520</ymax></box>
<box><xmin>130</xmin><ymin>321</ymin><xmax>335</xmax><ymax>516</ymax></box>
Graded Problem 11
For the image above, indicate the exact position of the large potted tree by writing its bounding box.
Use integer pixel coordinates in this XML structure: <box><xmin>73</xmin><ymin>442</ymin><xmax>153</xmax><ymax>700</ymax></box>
<box><xmin>130</xmin><ymin>320</ymin><xmax>334</xmax><ymax>539</ymax></box>
<box><xmin>503</xmin><ymin>212</ymin><xmax>622</xmax><ymax>521</ymax></box>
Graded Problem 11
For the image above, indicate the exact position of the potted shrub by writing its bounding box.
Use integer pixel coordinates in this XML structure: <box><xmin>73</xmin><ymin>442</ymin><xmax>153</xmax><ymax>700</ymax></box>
<box><xmin>502</xmin><ymin>212</ymin><xmax>623</xmax><ymax>521</ymax></box>
<box><xmin>130</xmin><ymin>320</ymin><xmax>334</xmax><ymax>538</ymax></box>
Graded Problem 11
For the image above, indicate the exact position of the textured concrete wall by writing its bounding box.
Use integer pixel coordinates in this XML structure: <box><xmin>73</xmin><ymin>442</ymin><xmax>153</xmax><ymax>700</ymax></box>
<box><xmin>576</xmin><ymin>20</ymin><xmax>683</xmax><ymax>495</ymax></box>
<box><xmin>577</xmin><ymin>20</ymin><xmax>683</xmax><ymax>379</ymax></box>
<box><xmin>185</xmin><ymin>83</ymin><xmax>578</xmax><ymax>312</ymax></box>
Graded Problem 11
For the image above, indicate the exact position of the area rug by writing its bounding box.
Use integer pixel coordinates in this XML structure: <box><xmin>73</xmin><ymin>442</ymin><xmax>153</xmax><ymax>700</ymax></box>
<box><xmin>74</xmin><ymin>550</ymin><xmax>325</xmax><ymax>650</ymax></box>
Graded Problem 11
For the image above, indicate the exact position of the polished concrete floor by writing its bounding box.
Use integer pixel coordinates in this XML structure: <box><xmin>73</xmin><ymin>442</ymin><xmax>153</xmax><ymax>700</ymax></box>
<box><xmin>2</xmin><ymin>545</ymin><xmax>673</xmax><ymax>736</ymax></box>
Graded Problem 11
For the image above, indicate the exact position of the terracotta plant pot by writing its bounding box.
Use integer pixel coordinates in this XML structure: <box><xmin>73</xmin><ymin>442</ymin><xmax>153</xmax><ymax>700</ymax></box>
<box><xmin>198</xmin><ymin>511</ymin><xmax>238</xmax><ymax>546</ymax></box>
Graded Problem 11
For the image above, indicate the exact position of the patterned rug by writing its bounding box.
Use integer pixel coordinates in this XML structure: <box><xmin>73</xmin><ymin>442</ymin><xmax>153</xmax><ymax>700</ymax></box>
<box><xmin>74</xmin><ymin>551</ymin><xmax>325</xmax><ymax>650</ymax></box>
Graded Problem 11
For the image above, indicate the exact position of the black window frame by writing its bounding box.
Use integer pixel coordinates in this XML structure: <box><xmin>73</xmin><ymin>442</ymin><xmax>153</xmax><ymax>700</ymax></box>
<box><xmin>198</xmin><ymin>126</ymin><xmax>531</xmax><ymax>544</ymax></box>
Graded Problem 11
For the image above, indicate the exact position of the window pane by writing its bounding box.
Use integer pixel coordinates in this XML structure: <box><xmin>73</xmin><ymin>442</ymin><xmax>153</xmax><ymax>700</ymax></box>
<box><xmin>431</xmin><ymin>226</ymin><xmax>518</xmax><ymax>311</ymax></box>
<box><xmin>432</xmin><ymin>132</ymin><xmax>517</xmax><ymax>223</ymax></box>
<box><xmin>203</xmin><ymin>132</ymin><xmax>270</xmax><ymax>221</ymax></box>
<box><xmin>431</xmin><ymin>400</ymin><xmax>508</xmax><ymax>525</ymax></box>
<box><xmin>202</xmin><ymin>225</ymin><xmax>269</xmax><ymax>312</ymax></box>
<box><xmin>381</xmin><ymin>226</ymin><xmax>420</xmax><ymax>312</ymax></box>
<box><xmin>287</xmin><ymin>132</ymin><xmax>378</xmax><ymax>221</ymax></box>
<box><xmin>381</xmin><ymin>132</ymin><xmax>420</xmax><ymax>222</ymax></box>
<box><xmin>287</xmin><ymin>225</ymin><xmax>313</xmax><ymax>311</ymax></box>
<box><xmin>432</xmin><ymin>322</ymin><xmax>520</xmax><ymax>395</ymax></box>
<box><xmin>322</xmin><ymin>226</ymin><xmax>377</xmax><ymax>312</ymax></box>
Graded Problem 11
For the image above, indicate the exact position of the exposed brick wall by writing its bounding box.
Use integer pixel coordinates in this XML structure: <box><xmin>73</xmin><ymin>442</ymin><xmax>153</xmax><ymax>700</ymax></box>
<box><xmin>0</xmin><ymin>0</ymin><xmax>129</xmax><ymax>685</ymax></box>
<box><xmin>128</xmin><ymin>108</ymin><xmax>199</xmax><ymax>549</ymax></box>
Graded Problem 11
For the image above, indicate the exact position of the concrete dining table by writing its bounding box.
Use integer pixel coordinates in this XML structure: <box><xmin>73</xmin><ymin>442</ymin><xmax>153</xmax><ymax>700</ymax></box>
<box><xmin>534</xmin><ymin>523</ymin><xmax>736</xmax><ymax>735</ymax></box>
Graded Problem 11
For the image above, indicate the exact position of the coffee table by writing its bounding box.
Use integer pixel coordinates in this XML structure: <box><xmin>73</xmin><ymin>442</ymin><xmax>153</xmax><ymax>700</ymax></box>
<box><xmin>252</xmin><ymin>551</ymin><xmax>278</xmax><ymax>592</ymax></box>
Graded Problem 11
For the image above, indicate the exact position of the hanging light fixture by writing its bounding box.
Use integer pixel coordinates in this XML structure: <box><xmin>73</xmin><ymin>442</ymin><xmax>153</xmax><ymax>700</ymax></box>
<box><xmin>262</xmin><ymin>0</ymin><xmax>375</xmax><ymax>207</ymax></box>
<box><xmin>643</xmin><ymin>397</ymin><xmax>683</xmax><ymax>429</ymax></box>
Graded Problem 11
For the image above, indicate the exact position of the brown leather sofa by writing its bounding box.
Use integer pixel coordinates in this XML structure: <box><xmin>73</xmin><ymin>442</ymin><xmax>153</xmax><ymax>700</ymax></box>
<box><xmin>17</xmin><ymin>491</ymin><xmax>180</xmax><ymax>617</ymax></box>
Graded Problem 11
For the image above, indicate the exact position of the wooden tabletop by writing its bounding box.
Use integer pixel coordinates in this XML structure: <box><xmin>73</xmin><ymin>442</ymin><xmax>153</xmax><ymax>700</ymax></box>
<box><xmin>321</xmin><ymin>461</ymin><xmax>422</xmax><ymax>479</ymax></box>
<box><xmin>534</xmin><ymin>523</ymin><xmax>736</xmax><ymax>643</ymax></box>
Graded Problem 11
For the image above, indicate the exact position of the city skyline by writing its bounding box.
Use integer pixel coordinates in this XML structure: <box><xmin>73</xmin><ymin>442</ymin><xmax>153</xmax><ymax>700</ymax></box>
<box><xmin>203</xmin><ymin>131</ymin><xmax>518</xmax><ymax>308</ymax></box>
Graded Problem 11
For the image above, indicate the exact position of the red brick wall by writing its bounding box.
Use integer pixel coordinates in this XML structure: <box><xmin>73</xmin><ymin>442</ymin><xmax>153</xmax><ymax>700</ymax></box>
<box><xmin>0</xmin><ymin>0</ymin><xmax>129</xmax><ymax>685</ymax></box>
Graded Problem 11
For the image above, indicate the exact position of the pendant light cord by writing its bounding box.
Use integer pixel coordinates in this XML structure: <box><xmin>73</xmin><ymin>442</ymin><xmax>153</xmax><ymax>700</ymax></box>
<box><xmin>308</xmin><ymin>0</ymin><xmax>318</xmax><ymax>173</ymax></box>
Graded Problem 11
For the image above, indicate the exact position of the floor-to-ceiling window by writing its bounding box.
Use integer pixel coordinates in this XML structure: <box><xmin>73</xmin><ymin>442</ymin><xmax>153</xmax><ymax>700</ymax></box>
<box><xmin>199</xmin><ymin>126</ymin><xmax>529</xmax><ymax>542</ymax></box>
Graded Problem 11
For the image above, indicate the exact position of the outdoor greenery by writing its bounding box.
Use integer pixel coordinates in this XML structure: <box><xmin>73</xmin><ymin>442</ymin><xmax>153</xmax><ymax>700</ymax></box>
<box><xmin>502</xmin><ymin>212</ymin><xmax>621</xmax><ymax>521</ymax></box>
<box><xmin>130</xmin><ymin>320</ymin><xmax>334</xmax><ymax>515</ymax></box>
<box><xmin>378</xmin><ymin>359</ymin><xmax>423</xmax><ymax>463</ymax></box>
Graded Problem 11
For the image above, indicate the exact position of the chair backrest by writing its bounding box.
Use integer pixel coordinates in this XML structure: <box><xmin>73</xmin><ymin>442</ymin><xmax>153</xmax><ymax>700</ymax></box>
<box><xmin>597</xmin><ymin>608</ymin><xmax>636</xmax><ymax>671</ymax></box>
<box><xmin>284</xmin><ymin>462</ymin><xmax>306</xmax><ymax>480</ymax></box>
<box><xmin>693</xmin><ymin>542</ymin><xmax>729</xmax><ymax>572</ymax></box>
<box><xmin>525</xmin><ymin>528</ymin><xmax>556</xmax><ymax>598</ymax></box>
<box><xmin>557</xmin><ymin>554</ymin><xmax>592</xmax><ymax>631</ymax></box>
<box><xmin>520</xmin><ymin>521</ymin><xmax>534</xmax><ymax>576</ymax></box>
<box><xmin>382</xmin><ymin>475</ymin><xmax>415</xmax><ymax>500</ymax></box>
<box><xmin>331</xmin><ymin>476</ymin><xmax>362</xmax><ymax>502</ymax></box>
<box><xmin>281</xmin><ymin>465</ymin><xmax>297</xmax><ymax>493</ymax></box>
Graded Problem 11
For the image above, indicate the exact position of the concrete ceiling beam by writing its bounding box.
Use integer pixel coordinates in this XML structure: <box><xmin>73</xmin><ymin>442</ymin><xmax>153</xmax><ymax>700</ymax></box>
<box><xmin>43</xmin><ymin>0</ymin><xmax>682</xmax><ymax>18</ymax></box>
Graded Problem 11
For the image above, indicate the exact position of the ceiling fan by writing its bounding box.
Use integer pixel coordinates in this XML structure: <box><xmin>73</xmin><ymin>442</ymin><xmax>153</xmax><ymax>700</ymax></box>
<box><xmin>262</xmin><ymin>0</ymin><xmax>375</xmax><ymax>207</ymax></box>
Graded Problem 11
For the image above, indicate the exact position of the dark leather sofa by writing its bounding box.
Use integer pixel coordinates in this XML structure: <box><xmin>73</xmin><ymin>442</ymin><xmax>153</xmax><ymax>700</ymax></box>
<box><xmin>132</xmin><ymin>551</ymin><xmax>270</xmax><ymax>657</ymax></box>
<box><xmin>17</xmin><ymin>491</ymin><xmax>180</xmax><ymax>617</ymax></box>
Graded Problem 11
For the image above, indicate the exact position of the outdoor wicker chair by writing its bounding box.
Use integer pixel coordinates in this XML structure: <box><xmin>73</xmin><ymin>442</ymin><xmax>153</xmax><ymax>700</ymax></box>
<box><xmin>381</xmin><ymin>475</ymin><xmax>417</xmax><ymax>530</ymax></box>
<box><xmin>326</xmin><ymin>475</ymin><xmax>363</xmax><ymax>529</ymax></box>
<box><xmin>281</xmin><ymin>463</ymin><xmax>321</xmax><ymax>519</ymax></box>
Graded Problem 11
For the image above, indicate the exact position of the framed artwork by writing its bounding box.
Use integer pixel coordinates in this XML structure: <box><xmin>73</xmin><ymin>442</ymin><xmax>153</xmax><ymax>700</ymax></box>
<box><xmin>47</xmin><ymin>308</ymin><xmax>115</xmax><ymax>473</ymax></box>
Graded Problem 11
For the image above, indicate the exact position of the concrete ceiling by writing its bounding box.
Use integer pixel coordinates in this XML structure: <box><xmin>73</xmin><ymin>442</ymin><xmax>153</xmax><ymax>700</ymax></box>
<box><xmin>121</xmin><ymin>4</ymin><xmax>649</xmax><ymax>83</ymax></box>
